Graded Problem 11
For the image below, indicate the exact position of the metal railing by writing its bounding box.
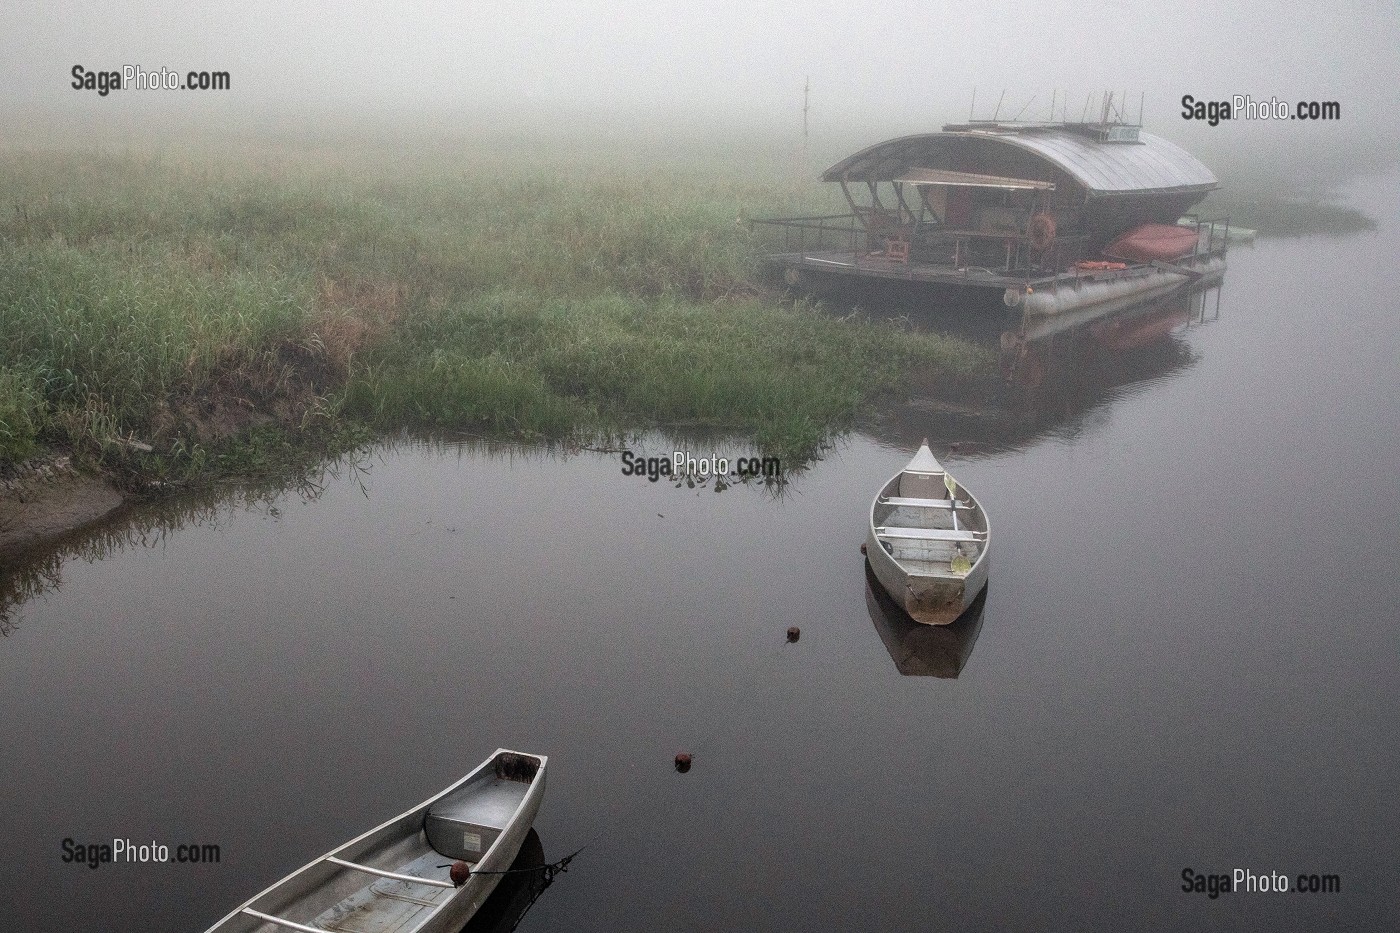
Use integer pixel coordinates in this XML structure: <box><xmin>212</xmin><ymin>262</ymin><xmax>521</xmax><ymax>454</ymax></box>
<box><xmin>1178</xmin><ymin>214</ymin><xmax>1231</xmax><ymax>257</ymax></box>
<box><xmin>749</xmin><ymin>213</ymin><xmax>865</xmax><ymax>255</ymax></box>
<box><xmin>752</xmin><ymin>213</ymin><xmax>1075</xmax><ymax>273</ymax></box>
<box><xmin>752</xmin><ymin>213</ymin><xmax>1228</xmax><ymax>293</ymax></box>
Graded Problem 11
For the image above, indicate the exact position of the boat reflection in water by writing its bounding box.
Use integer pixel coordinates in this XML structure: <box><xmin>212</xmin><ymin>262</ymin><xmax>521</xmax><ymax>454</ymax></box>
<box><xmin>997</xmin><ymin>283</ymin><xmax>1216</xmax><ymax>391</ymax></box>
<box><xmin>459</xmin><ymin>829</ymin><xmax>552</xmax><ymax>933</ymax></box>
<box><xmin>869</xmin><ymin>280</ymin><xmax>1224</xmax><ymax>458</ymax></box>
<box><xmin>864</xmin><ymin>563</ymin><xmax>986</xmax><ymax>678</ymax></box>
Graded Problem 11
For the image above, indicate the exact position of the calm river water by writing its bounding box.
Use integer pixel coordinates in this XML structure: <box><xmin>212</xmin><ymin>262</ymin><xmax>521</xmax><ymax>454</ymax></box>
<box><xmin>2</xmin><ymin>177</ymin><xmax>1398</xmax><ymax>932</ymax></box>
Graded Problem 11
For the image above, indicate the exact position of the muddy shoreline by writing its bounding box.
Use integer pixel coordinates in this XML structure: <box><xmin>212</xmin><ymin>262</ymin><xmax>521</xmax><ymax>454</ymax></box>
<box><xmin>0</xmin><ymin>456</ymin><xmax>125</xmax><ymax>561</ymax></box>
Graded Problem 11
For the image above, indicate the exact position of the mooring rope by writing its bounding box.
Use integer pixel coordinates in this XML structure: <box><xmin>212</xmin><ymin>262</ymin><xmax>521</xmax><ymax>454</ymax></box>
<box><xmin>436</xmin><ymin>846</ymin><xmax>585</xmax><ymax>931</ymax></box>
<box><xmin>438</xmin><ymin>844</ymin><xmax>585</xmax><ymax>880</ymax></box>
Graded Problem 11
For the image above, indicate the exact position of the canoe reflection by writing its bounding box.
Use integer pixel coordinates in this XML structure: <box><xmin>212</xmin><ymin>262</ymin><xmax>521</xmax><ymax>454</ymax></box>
<box><xmin>864</xmin><ymin>563</ymin><xmax>986</xmax><ymax>677</ymax></box>
<box><xmin>458</xmin><ymin>829</ymin><xmax>550</xmax><ymax>933</ymax></box>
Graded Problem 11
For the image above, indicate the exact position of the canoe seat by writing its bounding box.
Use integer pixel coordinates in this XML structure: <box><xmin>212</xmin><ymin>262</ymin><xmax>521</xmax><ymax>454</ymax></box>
<box><xmin>425</xmin><ymin>810</ymin><xmax>497</xmax><ymax>862</ymax></box>
<box><xmin>879</xmin><ymin>496</ymin><xmax>969</xmax><ymax>510</ymax></box>
<box><xmin>425</xmin><ymin>777</ymin><xmax>530</xmax><ymax>861</ymax></box>
<box><xmin>877</xmin><ymin>526</ymin><xmax>984</xmax><ymax>543</ymax></box>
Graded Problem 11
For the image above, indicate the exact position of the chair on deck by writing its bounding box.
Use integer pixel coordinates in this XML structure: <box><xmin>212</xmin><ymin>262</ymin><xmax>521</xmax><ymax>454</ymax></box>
<box><xmin>884</xmin><ymin>235</ymin><xmax>910</xmax><ymax>263</ymax></box>
<box><xmin>855</xmin><ymin>207</ymin><xmax>912</xmax><ymax>262</ymax></box>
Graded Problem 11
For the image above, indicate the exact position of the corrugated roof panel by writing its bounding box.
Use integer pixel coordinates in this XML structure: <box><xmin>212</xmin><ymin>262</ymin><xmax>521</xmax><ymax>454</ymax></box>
<box><xmin>992</xmin><ymin>130</ymin><xmax>1216</xmax><ymax>193</ymax></box>
<box><xmin>821</xmin><ymin>129</ymin><xmax>1216</xmax><ymax>195</ymax></box>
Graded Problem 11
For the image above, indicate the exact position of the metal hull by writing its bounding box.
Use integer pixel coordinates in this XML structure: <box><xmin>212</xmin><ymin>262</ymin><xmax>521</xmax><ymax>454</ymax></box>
<box><xmin>1006</xmin><ymin>255</ymin><xmax>1226</xmax><ymax>315</ymax></box>
<box><xmin>866</xmin><ymin>521</ymin><xmax>990</xmax><ymax>625</ymax></box>
<box><xmin>203</xmin><ymin>750</ymin><xmax>546</xmax><ymax>933</ymax></box>
<box><xmin>866</xmin><ymin>445</ymin><xmax>990</xmax><ymax>626</ymax></box>
<box><xmin>770</xmin><ymin>250</ymin><xmax>1225</xmax><ymax>318</ymax></box>
<box><xmin>865</xmin><ymin>563</ymin><xmax>987</xmax><ymax>676</ymax></box>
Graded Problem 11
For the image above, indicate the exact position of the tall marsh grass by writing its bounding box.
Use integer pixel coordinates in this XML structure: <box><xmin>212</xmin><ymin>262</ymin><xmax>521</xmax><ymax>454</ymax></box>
<box><xmin>0</xmin><ymin>143</ymin><xmax>984</xmax><ymax>471</ymax></box>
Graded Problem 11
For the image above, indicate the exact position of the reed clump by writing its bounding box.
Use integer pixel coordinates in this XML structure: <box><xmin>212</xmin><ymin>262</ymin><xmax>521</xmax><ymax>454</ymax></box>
<box><xmin>0</xmin><ymin>143</ymin><xmax>988</xmax><ymax>473</ymax></box>
<box><xmin>1198</xmin><ymin>190</ymin><xmax>1376</xmax><ymax>237</ymax></box>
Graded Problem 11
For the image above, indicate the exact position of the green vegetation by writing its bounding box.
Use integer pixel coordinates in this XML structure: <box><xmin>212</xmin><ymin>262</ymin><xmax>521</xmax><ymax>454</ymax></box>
<box><xmin>0</xmin><ymin>143</ymin><xmax>986</xmax><ymax>475</ymax></box>
<box><xmin>0</xmin><ymin>365</ymin><xmax>45</xmax><ymax>460</ymax></box>
<box><xmin>1196</xmin><ymin>187</ymin><xmax>1376</xmax><ymax>237</ymax></box>
<box><xmin>1196</xmin><ymin>143</ymin><xmax>1384</xmax><ymax>237</ymax></box>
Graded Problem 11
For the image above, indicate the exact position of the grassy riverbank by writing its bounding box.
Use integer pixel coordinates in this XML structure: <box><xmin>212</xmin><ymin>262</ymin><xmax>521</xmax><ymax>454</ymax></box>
<box><xmin>0</xmin><ymin>142</ymin><xmax>986</xmax><ymax>477</ymax></box>
<box><xmin>1197</xmin><ymin>186</ymin><xmax>1377</xmax><ymax>237</ymax></box>
<box><xmin>1197</xmin><ymin>142</ymin><xmax>1385</xmax><ymax>237</ymax></box>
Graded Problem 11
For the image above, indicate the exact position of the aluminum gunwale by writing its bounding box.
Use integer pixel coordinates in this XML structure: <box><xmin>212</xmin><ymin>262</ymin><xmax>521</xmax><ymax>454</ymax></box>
<box><xmin>201</xmin><ymin>748</ymin><xmax>547</xmax><ymax>933</ymax></box>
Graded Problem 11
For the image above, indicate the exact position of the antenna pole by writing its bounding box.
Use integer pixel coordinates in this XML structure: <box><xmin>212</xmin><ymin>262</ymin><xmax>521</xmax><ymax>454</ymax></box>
<box><xmin>1139</xmin><ymin>91</ymin><xmax>1145</xmax><ymax>126</ymax></box>
<box><xmin>803</xmin><ymin>76</ymin><xmax>809</xmax><ymax>142</ymax></box>
<box><xmin>992</xmin><ymin>89</ymin><xmax>1006</xmax><ymax>121</ymax></box>
<box><xmin>801</xmin><ymin>76</ymin><xmax>810</xmax><ymax>177</ymax></box>
<box><xmin>970</xmin><ymin>86</ymin><xmax>976</xmax><ymax>120</ymax></box>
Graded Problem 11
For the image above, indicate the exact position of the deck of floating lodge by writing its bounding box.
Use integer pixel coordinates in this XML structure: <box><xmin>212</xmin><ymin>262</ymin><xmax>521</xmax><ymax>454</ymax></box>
<box><xmin>756</xmin><ymin>116</ymin><xmax>1230</xmax><ymax>315</ymax></box>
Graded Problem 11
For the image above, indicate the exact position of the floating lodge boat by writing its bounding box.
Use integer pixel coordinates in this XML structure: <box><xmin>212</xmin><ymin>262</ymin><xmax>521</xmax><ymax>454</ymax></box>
<box><xmin>203</xmin><ymin>750</ymin><xmax>546</xmax><ymax>933</ymax></box>
<box><xmin>866</xmin><ymin>442</ymin><xmax>989</xmax><ymax>626</ymax></box>
<box><xmin>756</xmin><ymin>118</ymin><xmax>1229</xmax><ymax>315</ymax></box>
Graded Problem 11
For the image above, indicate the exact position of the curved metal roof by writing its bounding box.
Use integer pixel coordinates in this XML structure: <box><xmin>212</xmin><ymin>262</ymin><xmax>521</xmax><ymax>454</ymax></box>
<box><xmin>821</xmin><ymin>128</ymin><xmax>1217</xmax><ymax>196</ymax></box>
<box><xmin>892</xmin><ymin>167</ymin><xmax>1055</xmax><ymax>191</ymax></box>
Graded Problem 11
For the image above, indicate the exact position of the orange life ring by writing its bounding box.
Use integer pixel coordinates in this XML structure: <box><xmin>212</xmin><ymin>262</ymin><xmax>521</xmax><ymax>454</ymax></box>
<box><xmin>1028</xmin><ymin>212</ymin><xmax>1056</xmax><ymax>251</ymax></box>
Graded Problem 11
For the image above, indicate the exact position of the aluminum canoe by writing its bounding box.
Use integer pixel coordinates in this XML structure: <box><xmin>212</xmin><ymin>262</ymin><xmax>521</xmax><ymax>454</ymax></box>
<box><xmin>865</xmin><ymin>441</ymin><xmax>990</xmax><ymax>625</ymax></box>
<box><xmin>202</xmin><ymin>749</ymin><xmax>547</xmax><ymax>933</ymax></box>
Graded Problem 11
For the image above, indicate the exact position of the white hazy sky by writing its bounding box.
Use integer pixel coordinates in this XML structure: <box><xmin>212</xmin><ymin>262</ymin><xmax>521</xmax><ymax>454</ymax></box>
<box><xmin>4</xmin><ymin>1</ymin><xmax>1399</xmax><ymax>147</ymax></box>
